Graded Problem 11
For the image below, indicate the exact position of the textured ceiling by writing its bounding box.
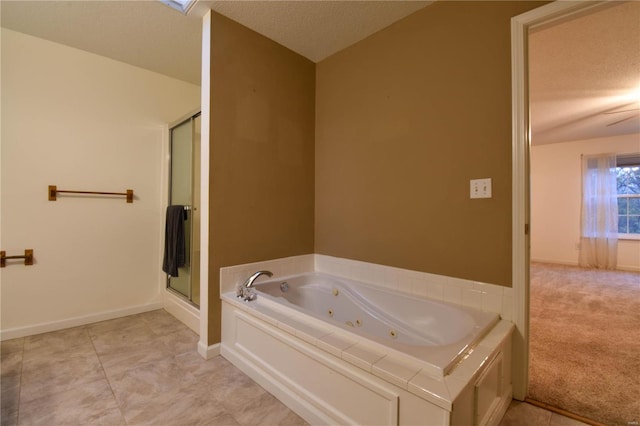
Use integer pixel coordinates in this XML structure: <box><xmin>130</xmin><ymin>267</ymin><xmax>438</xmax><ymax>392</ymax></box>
<box><xmin>204</xmin><ymin>1</ymin><xmax>431</xmax><ymax>63</ymax></box>
<box><xmin>1</xmin><ymin>1</ymin><xmax>638</xmax><ymax>145</ymax></box>
<box><xmin>529</xmin><ymin>1</ymin><xmax>640</xmax><ymax>145</ymax></box>
<box><xmin>0</xmin><ymin>0</ymin><xmax>431</xmax><ymax>85</ymax></box>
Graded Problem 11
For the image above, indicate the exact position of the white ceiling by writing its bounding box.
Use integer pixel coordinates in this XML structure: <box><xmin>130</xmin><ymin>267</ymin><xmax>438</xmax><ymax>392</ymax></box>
<box><xmin>1</xmin><ymin>0</ymin><xmax>639</xmax><ymax>145</ymax></box>
<box><xmin>529</xmin><ymin>1</ymin><xmax>640</xmax><ymax>145</ymax></box>
<box><xmin>1</xmin><ymin>0</ymin><xmax>204</xmax><ymax>85</ymax></box>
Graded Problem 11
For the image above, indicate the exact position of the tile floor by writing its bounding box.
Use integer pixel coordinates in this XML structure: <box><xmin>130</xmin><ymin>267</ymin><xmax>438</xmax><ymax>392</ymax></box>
<box><xmin>1</xmin><ymin>310</ymin><xmax>588</xmax><ymax>426</ymax></box>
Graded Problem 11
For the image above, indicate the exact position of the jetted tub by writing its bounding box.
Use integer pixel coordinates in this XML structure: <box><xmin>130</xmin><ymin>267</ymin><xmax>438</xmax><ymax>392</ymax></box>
<box><xmin>221</xmin><ymin>270</ymin><xmax>513</xmax><ymax>426</ymax></box>
<box><xmin>253</xmin><ymin>272</ymin><xmax>499</xmax><ymax>376</ymax></box>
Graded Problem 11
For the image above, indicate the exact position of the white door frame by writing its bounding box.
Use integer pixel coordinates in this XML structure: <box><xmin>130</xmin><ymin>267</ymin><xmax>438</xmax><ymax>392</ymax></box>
<box><xmin>511</xmin><ymin>0</ymin><xmax>608</xmax><ymax>400</ymax></box>
<box><xmin>198</xmin><ymin>10</ymin><xmax>212</xmax><ymax>358</ymax></box>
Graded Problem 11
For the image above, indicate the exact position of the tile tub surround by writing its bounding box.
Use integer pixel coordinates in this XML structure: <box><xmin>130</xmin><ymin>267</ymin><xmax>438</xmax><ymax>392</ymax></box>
<box><xmin>220</xmin><ymin>254</ymin><xmax>513</xmax><ymax>320</ymax></box>
<box><xmin>219</xmin><ymin>254</ymin><xmax>315</xmax><ymax>295</ymax></box>
<box><xmin>221</xmin><ymin>291</ymin><xmax>514</xmax><ymax>425</ymax></box>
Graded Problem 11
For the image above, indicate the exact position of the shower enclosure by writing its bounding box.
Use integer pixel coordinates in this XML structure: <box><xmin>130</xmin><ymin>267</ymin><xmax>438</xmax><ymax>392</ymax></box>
<box><xmin>167</xmin><ymin>112</ymin><xmax>201</xmax><ymax>307</ymax></box>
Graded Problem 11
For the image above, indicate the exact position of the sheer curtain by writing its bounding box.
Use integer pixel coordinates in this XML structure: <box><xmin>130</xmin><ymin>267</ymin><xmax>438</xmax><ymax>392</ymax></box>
<box><xmin>579</xmin><ymin>153</ymin><xmax>618</xmax><ymax>269</ymax></box>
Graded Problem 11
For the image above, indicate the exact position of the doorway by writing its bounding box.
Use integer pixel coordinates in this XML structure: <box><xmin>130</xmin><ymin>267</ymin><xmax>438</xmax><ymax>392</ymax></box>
<box><xmin>513</xmin><ymin>1</ymin><xmax>640</xmax><ymax>425</ymax></box>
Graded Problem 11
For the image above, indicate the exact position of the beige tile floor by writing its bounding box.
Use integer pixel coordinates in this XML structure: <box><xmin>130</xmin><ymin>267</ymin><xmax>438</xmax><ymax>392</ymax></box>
<box><xmin>1</xmin><ymin>310</ymin><xmax>587</xmax><ymax>426</ymax></box>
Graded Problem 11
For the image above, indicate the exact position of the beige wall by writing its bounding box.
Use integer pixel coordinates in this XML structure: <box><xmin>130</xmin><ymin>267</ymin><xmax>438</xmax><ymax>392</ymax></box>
<box><xmin>208</xmin><ymin>13</ymin><xmax>316</xmax><ymax>342</ymax></box>
<box><xmin>315</xmin><ymin>1</ymin><xmax>544</xmax><ymax>287</ymax></box>
<box><xmin>1</xmin><ymin>29</ymin><xmax>200</xmax><ymax>337</ymax></box>
<box><xmin>531</xmin><ymin>134</ymin><xmax>640</xmax><ymax>271</ymax></box>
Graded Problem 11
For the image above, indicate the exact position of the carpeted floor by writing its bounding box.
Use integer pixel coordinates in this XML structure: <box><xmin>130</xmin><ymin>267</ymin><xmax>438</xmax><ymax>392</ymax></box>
<box><xmin>529</xmin><ymin>262</ymin><xmax>640</xmax><ymax>426</ymax></box>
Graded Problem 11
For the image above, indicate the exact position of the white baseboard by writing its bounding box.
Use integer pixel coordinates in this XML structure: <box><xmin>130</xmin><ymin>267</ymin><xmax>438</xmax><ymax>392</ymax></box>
<box><xmin>530</xmin><ymin>258</ymin><xmax>578</xmax><ymax>267</ymax></box>
<box><xmin>617</xmin><ymin>264</ymin><xmax>640</xmax><ymax>272</ymax></box>
<box><xmin>198</xmin><ymin>341</ymin><xmax>220</xmax><ymax>359</ymax></box>
<box><xmin>0</xmin><ymin>302</ymin><xmax>163</xmax><ymax>341</ymax></box>
<box><xmin>531</xmin><ymin>258</ymin><xmax>640</xmax><ymax>272</ymax></box>
<box><xmin>163</xmin><ymin>290</ymin><xmax>199</xmax><ymax>333</ymax></box>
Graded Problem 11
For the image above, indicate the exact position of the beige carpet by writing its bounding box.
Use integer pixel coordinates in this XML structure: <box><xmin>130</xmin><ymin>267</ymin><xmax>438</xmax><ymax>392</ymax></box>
<box><xmin>529</xmin><ymin>262</ymin><xmax>640</xmax><ymax>426</ymax></box>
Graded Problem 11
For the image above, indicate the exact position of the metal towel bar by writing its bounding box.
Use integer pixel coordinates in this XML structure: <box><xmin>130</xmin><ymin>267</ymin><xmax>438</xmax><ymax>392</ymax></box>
<box><xmin>0</xmin><ymin>249</ymin><xmax>34</xmax><ymax>267</ymax></box>
<box><xmin>49</xmin><ymin>185</ymin><xmax>134</xmax><ymax>203</ymax></box>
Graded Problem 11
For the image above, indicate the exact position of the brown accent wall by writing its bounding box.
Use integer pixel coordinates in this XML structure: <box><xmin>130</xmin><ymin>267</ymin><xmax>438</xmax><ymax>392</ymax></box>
<box><xmin>315</xmin><ymin>1</ymin><xmax>544</xmax><ymax>287</ymax></box>
<box><xmin>208</xmin><ymin>12</ymin><xmax>315</xmax><ymax>342</ymax></box>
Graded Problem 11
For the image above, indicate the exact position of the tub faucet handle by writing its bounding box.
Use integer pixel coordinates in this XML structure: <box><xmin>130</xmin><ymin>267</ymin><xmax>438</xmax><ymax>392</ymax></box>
<box><xmin>242</xmin><ymin>287</ymin><xmax>257</xmax><ymax>302</ymax></box>
<box><xmin>237</xmin><ymin>270</ymin><xmax>273</xmax><ymax>298</ymax></box>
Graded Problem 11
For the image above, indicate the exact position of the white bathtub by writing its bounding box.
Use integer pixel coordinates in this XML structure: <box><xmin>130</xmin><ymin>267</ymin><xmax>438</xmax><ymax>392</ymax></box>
<box><xmin>221</xmin><ymin>269</ymin><xmax>513</xmax><ymax>426</ymax></box>
<box><xmin>253</xmin><ymin>272</ymin><xmax>499</xmax><ymax>376</ymax></box>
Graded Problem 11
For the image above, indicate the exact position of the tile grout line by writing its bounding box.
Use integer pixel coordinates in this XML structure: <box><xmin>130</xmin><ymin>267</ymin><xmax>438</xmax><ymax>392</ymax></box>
<box><xmin>15</xmin><ymin>337</ymin><xmax>26</xmax><ymax>426</ymax></box>
<box><xmin>86</xmin><ymin>325</ymin><xmax>129</xmax><ymax>426</ymax></box>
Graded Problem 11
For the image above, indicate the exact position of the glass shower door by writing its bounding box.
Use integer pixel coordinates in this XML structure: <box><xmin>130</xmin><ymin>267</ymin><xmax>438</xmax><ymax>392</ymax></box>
<box><xmin>167</xmin><ymin>113</ymin><xmax>200</xmax><ymax>306</ymax></box>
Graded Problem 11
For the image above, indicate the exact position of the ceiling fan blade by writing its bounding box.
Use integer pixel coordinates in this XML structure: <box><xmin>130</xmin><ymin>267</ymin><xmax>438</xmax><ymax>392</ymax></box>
<box><xmin>603</xmin><ymin>108</ymin><xmax>640</xmax><ymax>114</ymax></box>
<box><xmin>607</xmin><ymin>114</ymin><xmax>639</xmax><ymax>127</ymax></box>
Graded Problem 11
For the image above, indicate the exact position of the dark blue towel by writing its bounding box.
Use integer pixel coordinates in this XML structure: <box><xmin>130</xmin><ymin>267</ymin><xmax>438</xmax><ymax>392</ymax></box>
<box><xmin>162</xmin><ymin>205</ymin><xmax>186</xmax><ymax>277</ymax></box>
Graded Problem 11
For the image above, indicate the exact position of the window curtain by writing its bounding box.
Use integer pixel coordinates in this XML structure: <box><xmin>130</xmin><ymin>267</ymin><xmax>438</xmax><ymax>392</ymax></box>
<box><xmin>579</xmin><ymin>153</ymin><xmax>618</xmax><ymax>269</ymax></box>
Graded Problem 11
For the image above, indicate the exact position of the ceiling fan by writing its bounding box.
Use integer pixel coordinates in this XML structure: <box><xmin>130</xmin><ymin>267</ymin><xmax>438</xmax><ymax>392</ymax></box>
<box><xmin>603</xmin><ymin>107</ymin><xmax>640</xmax><ymax>127</ymax></box>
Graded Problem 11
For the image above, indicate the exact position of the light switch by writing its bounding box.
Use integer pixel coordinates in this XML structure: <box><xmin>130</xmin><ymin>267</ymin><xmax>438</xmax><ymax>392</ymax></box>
<box><xmin>470</xmin><ymin>178</ymin><xmax>492</xmax><ymax>199</ymax></box>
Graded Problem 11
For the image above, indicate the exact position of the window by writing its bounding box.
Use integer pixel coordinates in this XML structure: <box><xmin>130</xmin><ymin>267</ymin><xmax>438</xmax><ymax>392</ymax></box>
<box><xmin>617</xmin><ymin>154</ymin><xmax>640</xmax><ymax>237</ymax></box>
<box><xmin>159</xmin><ymin>0</ymin><xmax>196</xmax><ymax>14</ymax></box>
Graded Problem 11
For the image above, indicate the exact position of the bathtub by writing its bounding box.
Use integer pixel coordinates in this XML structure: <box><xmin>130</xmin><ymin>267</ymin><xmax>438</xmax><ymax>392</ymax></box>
<box><xmin>221</xmin><ymin>270</ymin><xmax>514</xmax><ymax>426</ymax></box>
<box><xmin>253</xmin><ymin>272</ymin><xmax>499</xmax><ymax>377</ymax></box>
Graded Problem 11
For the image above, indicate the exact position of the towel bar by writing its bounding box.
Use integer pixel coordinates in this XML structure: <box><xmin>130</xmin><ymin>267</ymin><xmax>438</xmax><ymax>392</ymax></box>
<box><xmin>0</xmin><ymin>249</ymin><xmax>34</xmax><ymax>267</ymax></box>
<box><xmin>49</xmin><ymin>185</ymin><xmax>134</xmax><ymax>203</ymax></box>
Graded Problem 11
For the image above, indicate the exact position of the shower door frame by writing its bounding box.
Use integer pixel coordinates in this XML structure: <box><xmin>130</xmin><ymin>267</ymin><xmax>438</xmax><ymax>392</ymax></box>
<box><xmin>166</xmin><ymin>110</ymin><xmax>201</xmax><ymax>306</ymax></box>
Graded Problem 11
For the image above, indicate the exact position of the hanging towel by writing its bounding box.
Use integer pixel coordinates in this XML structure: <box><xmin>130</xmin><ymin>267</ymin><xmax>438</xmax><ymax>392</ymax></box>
<box><xmin>162</xmin><ymin>205</ymin><xmax>186</xmax><ymax>277</ymax></box>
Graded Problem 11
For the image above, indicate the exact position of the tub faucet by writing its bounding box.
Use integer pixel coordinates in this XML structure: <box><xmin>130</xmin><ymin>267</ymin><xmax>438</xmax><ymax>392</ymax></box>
<box><xmin>237</xmin><ymin>270</ymin><xmax>273</xmax><ymax>299</ymax></box>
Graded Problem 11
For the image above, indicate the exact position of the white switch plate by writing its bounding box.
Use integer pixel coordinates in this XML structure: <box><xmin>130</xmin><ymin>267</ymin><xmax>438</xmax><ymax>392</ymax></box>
<box><xmin>470</xmin><ymin>178</ymin><xmax>492</xmax><ymax>199</ymax></box>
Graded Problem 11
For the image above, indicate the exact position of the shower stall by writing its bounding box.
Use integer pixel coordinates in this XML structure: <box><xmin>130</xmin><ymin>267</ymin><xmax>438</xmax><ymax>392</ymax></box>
<box><xmin>166</xmin><ymin>112</ymin><xmax>201</xmax><ymax>307</ymax></box>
